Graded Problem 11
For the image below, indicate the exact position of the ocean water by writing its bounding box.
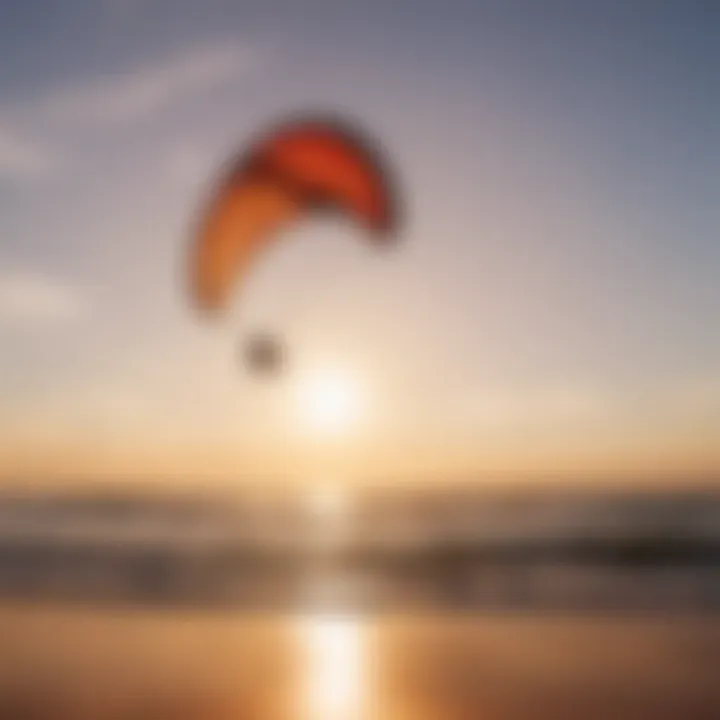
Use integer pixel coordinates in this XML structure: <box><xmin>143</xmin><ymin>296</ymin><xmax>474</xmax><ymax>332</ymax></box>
<box><xmin>0</xmin><ymin>485</ymin><xmax>718</xmax><ymax>718</ymax></box>
<box><xmin>0</xmin><ymin>485</ymin><xmax>718</xmax><ymax>613</ymax></box>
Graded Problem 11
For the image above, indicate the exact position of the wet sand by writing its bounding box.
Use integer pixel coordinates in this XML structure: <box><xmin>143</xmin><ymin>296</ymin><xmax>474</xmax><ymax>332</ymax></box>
<box><xmin>0</xmin><ymin>605</ymin><xmax>718</xmax><ymax>719</ymax></box>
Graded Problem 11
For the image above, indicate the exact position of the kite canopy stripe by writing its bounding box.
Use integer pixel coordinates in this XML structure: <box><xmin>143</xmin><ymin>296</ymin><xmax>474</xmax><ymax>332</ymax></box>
<box><xmin>189</xmin><ymin>115</ymin><xmax>400</xmax><ymax>313</ymax></box>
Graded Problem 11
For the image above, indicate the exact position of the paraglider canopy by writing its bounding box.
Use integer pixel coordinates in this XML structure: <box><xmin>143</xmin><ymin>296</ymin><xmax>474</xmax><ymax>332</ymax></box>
<box><xmin>188</xmin><ymin>114</ymin><xmax>401</xmax><ymax>315</ymax></box>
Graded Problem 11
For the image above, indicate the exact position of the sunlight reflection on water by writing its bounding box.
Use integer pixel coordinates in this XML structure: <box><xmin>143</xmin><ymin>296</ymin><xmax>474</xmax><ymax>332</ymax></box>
<box><xmin>299</xmin><ymin>614</ymin><xmax>365</xmax><ymax>720</ymax></box>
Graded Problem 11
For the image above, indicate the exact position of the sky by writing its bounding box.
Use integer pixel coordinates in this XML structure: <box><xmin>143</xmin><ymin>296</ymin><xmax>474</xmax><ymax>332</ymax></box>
<box><xmin>0</xmin><ymin>0</ymin><xmax>718</xmax><ymax>484</ymax></box>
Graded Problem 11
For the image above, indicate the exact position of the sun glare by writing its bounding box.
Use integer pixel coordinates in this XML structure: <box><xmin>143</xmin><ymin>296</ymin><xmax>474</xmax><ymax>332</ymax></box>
<box><xmin>301</xmin><ymin>615</ymin><xmax>364</xmax><ymax>720</ymax></box>
<box><xmin>295</xmin><ymin>369</ymin><xmax>363</xmax><ymax>437</ymax></box>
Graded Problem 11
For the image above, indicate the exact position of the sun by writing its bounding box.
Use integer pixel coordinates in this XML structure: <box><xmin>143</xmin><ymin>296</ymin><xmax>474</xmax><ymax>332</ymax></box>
<box><xmin>295</xmin><ymin>368</ymin><xmax>363</xmax><ymax>437</ymax></box>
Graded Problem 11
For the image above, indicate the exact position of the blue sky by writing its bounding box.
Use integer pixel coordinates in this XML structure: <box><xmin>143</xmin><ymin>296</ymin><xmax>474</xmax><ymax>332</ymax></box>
<box><xmin>0</xmin><ymin>0</ymin><xmax>718</xmax><ymax>482</ymax></box>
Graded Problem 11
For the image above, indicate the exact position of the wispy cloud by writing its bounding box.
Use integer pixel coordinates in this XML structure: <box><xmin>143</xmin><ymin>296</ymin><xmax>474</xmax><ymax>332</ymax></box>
<box><xmin>0</xmin><ymin>267</ymin><xmax>85</xmax><ymax>326</ymax></box>
<box><xmin>0</xmin><ymin>125</ymin><xmax>57</xmax><ymax>179</ymax></box>
<box><xmin>0</xmin><ymin>40</ymin><xmax>256</xmax><ymax>180</ymax></box>
<box><xmin>41</xmin><ymin>42</ymin><xmax>257</xmax><ymax>129</ymax></box>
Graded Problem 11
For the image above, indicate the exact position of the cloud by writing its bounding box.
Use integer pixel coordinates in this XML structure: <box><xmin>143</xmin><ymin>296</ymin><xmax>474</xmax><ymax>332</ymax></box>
<box><xmin>0</xmin><ymin>39</ymin><xmax>256</xmax><ymax>179</ymax></box>
<box><xmin>0</xmin><ymin>125</ymin><xmax>57</xmax><ymax>179</ymax></box>
<box><xmin>41</xmin><ymin>42</ymin><xmax>257</xmax><ymax>129</ymax></box>
<box><xmin>0</xmin><ymin>268</ymin><xmax>85</xmax><ymax>326</ymax></box>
